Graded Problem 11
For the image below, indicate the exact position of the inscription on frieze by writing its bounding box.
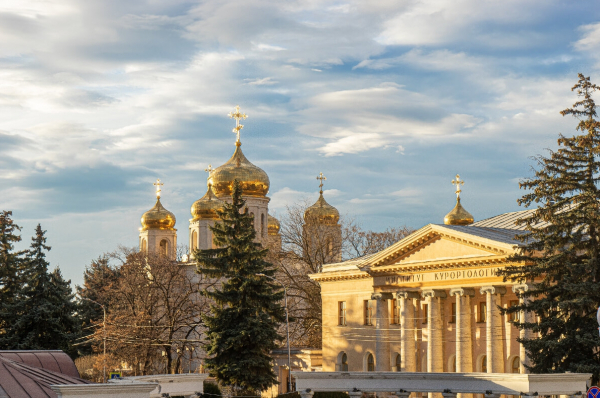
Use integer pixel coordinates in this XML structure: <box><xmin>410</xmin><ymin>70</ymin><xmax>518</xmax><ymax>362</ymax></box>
<box><xmin>381</xmin><ymin>267</ymin><xmax>501</xmax><ymax>285</ymax></box>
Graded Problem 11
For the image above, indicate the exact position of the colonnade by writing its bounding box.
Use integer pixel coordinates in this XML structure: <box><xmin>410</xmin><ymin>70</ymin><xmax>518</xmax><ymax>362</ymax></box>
<box><xmin>370</xmin><ymin>284</ymin><xmax>532</xmax><ymax>373</ymax></box>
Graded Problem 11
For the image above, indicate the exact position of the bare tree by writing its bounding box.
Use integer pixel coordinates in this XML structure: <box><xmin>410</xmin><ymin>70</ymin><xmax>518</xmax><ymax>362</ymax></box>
<box><xmin>269</xmin><ymin>200</ymin><xmax>414</xmax><ymax>349</ymax></box>
<box><xmin>86</xmin><ymin>246</ymin><xmax>213</xmax><ymax>375</ymax></box>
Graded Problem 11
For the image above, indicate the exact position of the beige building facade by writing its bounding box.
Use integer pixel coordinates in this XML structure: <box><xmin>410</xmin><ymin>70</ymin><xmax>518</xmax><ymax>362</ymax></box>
<box><xmin>312</xmin><ymin>208</ymin><xmax>534</xmax><ymax>376</ymax></box>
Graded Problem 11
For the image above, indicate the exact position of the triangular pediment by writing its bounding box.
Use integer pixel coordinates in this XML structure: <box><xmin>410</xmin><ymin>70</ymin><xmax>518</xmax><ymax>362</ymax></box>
<box><xmin>357</xmin><ymin>224</ymin><xmax>521</xmax><ymax>270</ymax></box>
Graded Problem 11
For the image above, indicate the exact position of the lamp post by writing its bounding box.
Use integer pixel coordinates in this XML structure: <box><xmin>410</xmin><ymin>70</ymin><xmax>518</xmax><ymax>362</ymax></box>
<box><xmin>82</xmin><ymin>297</ymin><xmax>107</xmax><ymax>383</ymax></box>
<box><xmin>256</xmin><ymin>273</ymin><xmax>292</xmax><ymax>393</ymax></box>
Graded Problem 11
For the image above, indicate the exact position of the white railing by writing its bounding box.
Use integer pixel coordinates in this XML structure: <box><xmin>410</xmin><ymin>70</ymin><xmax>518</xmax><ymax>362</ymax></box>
<box><xmin>292</xmin><ymin>372</ymin><xmax>591</xmax><ymax>398</ymax></box>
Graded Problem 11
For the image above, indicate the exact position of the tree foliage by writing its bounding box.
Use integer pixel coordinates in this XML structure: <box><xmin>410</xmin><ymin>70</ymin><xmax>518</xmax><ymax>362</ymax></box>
<box><xmin>499</xmin><ymin>74</ymin><xmax>600</xmax><ymax>380</ymax></box>
<box><xmin>0</xmin><ymin>211</ymin><xmax>23</xmax><ymax>349</ymax></box>
<box><xmin>195</xmin><ymin>180</ymin><xmax>285</xmax><ymax>394</ymax></box>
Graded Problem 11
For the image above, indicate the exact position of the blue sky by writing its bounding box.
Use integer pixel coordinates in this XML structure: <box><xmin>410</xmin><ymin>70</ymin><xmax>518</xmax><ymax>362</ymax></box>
<box><xmin>1</xmin><ymin>0</ymin><xmax>600</xmax><ymax>286</ymax></box>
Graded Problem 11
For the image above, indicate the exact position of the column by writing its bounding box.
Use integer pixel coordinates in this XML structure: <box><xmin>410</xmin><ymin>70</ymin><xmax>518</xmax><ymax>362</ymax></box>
<box><xmin>512</xmin><ymin>284</ymin><xmax>533</xmax><ymax>373</ymax></box>
<box><xmin>480</xmin><ymin>286</ymin><xmax>506</xmax><ymax>373</ymax></box>
<box><xmin>397</xmin><ymin>291</ymin><xmax>419</xmax><ymax>372</ymax></box>
<box><xmin>372</xmin><ymin>292</ymin><xmax>394</xmax><ymax>371</ymax></box>
<box><xmin>422</xmin><ymin>290</ymin><xmax>446</xmax><ymax>373</ymax></box>
<box><xmin>449</xmin><ymin>288</ymin><xmax>475</xmax><ymax>373</ymax></box>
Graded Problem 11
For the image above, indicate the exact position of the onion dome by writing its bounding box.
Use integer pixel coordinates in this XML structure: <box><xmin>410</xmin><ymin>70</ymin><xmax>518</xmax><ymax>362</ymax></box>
<box><xmin>443</xmin><ymin>174</ymin><xmax>474</xmax><ymax>226</ymax></box>
<box><xmin>207</xmin><ymin>142</ymin><xmax>270</xmax><ymax>197</ymax></box>
<box><xmin>268</xmin><ymin>214</ymin><xmax>280</xmax><ymax>235</ymax></box>
<box><xmin>304</xmin><ymin>192</ymin><xmax>340</xmax><ymax>225</ymax></box>
<box><xmin>191</xmin><ymin>185</ymin><xmax>224</xmax><ymax>220</ymax></box>
<box><xmin>141</xmin><ymin>198</ymin><xmax>176</xmax><ymax>231</ymax></box>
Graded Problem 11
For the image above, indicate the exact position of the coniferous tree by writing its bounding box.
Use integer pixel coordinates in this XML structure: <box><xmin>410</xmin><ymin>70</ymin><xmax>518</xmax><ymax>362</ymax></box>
<box><xmin>11</xmin><ymin>225</ymin><xmax>79</xmax><ymax>356</ymax></box>
<box><xmin>499</xmin><ymin>74</ymin><xmax>600</xmax><ymax>380</ymax></box>
<box><xmin>0</xmin><ymin>211</ymin><xmax>24</xmax><ymax>349</ymax></box>
<box><xmin>195</xmin><ymin>180</ymin><xmax>285</xmax><ymax>394</ymax></box>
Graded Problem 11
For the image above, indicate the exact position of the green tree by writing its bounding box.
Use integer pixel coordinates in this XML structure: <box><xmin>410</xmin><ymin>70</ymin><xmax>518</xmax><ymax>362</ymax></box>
<box><xmin>195</xmin><ymin>180</ymin><xmax>285</xmax><ymax>394</ymax></box>
<box><xmin>499</xmin><ymin>74</ymin><xmax>600</xmax><ymax>380</ymax></box>
<box><xmin>11</xmin><ymin>225</ymin><xmax>79</xmax><ymax>356</ymax></box>
<box><xmin>0</xmin><ymin>211</ymin><xmax>24</xmax><ymax>349</ymax></box>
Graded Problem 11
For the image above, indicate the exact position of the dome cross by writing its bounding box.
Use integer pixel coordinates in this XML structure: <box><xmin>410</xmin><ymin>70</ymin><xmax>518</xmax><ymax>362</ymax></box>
<box><xmin>317</xmin><ymin>172</ymin><xmax>327</xmax><ymax>194</ymax></box>
<box><xmin>205</xmin><ymin>164</ymin><xmax>214</xmax><ymax>174</ymax></box>
<box><xmin>153</xmin><ymin>178</ymin><xmax>164</xmax><ymax>198</ymax></box>
<box><xmin>228</xmin><ymin>105</ymin><xmax>248</xmax><ymax>143</ymax></box>
<box><xmin>451</xmin><ymin>174</ymin><xmax>465</xmax><ymax>199</ymax></box>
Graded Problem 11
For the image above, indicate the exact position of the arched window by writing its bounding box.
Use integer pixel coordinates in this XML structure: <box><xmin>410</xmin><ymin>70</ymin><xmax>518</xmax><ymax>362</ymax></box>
<box><xmin>395</xmin><ymin>354</ymin><xmax>401</xmax><ymax>371</ymax></box>
<box><xmin>325</xmin><ymin>236</ymin><xmax>332</xmax><ymax>257</ymax></box>
<box><xmin>261</xmin><ymin>214</ymin><xmax>265</xmax><ymax>238</ymax></box>
<box><xmin>367</xmin><ymin>353</ymin><xmax>375</xmax><ymax>372</ymax></box>
<box><xmin>191</xmin><ymin>230</ymin><xmax>198</xmax><ymax>251</ymax></box>
<box><xmin>141</xmin><ymin>238</ymin><xmax>147</xmax><ymax>253</ymax></box>
<box><xmin>511</xmin><ymin>356</ymin><xmax>520</xmax><ymax>373</ymax></box>
<box><xmin>341</xmin><ymin>353</ymin><xmax>348</xmax><ymax>371</ymax></box>
<box><xmin>159</xmin><ymin>239</ymin><xmax>169</xmax><ymax>257</ymax></box>
<box><xmin>481</xmin><ymin>355</ymin><xmax>487</xmax><ymax>373</ymax></box>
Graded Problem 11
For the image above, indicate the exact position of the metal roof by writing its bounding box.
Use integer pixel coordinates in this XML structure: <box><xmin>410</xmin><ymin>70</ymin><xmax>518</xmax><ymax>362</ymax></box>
<box><xmin>0</xmin><ymin>350</ymin><xmax>80</xmax><ymax>379</ymax></box>
<box><xmin>436</xmin><ymin>224</ymin><xmax>529</xmax><ymax>245</ymax></box>
<box><xmin>471</xmin><ymin>209</ymin><xmax>538</xmax><ymax>230</ymax></box>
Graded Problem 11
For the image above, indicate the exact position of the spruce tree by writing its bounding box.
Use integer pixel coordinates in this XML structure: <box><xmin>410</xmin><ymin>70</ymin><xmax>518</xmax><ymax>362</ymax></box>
<box><xmin>499</xmin><ymin>74</ymin><xmax>600</xmax><ymax>379</ymax></box>
<box><xmin>11</xmin><ymin>225</ymin><xmax>79</xmax><ymax>356</ymax></box>
<box><xmin>0</xmin><ymin>211</ymin><xmax>24</xmax><ymax>349</ymax></box>
<box><xmin>195</xmin><ymin>180</ymin><xmax>285</xmax><ymax>394</ymax></box>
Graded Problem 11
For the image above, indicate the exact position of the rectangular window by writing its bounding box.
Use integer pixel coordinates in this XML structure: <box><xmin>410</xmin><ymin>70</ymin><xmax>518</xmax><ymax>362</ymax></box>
<box><xmin>510</xmin><ymin>300</ymin><xmax>520</xmax><ymax>322</ymax></box>
<box><xmin>391</xmin><ymin>299</ymin><xmax>399</xmax><ymax>324</ymax></box>
<box><xmin>338</xmin><ymin>301</ymin><xmax>346</xmax><ymax>326</ymax></box>
<box><xmin>364</xmin><ymin>300</ymin><xmax>373</xmax><ymax>326</ymax></box>
<box><xmin>450</xmin><ymin>302</ymin><xmax>456</xmax><ymax>323</ymax></box>
<box><xmin>422</xmin><ymin>303</ymin><xmax>428</xmax><ymax>324</ymax></box>
<box><xmin>479</xmin><ymin>302</ymin><xmax>487</xmax><ymax>323</ymax></box>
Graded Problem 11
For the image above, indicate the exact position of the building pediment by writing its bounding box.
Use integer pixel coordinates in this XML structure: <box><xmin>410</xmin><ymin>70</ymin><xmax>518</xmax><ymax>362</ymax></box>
<box><xmin>356</xmin><ymin>224</ymin><xmax>523</xmax><ymax>272</ymax></box>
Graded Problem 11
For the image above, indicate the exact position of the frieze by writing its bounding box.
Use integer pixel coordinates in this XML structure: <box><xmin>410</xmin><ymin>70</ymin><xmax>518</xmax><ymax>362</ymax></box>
<box><xmin>379</xmin><ymin>267</ymin><xmax>502</xmax><ymax>286</ymax></box>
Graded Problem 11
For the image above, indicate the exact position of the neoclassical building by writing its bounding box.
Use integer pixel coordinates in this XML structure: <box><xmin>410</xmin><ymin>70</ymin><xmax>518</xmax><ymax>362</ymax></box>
<box><xmin>311</xmin><ymin>176</ymin><xmax>533</xmax><ymax>376</ymax></box>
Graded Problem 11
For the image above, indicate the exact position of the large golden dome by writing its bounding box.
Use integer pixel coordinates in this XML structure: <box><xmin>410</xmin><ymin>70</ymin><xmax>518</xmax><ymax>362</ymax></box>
<box><xmin>191</xmin><ymin>185</ymin><xmax>224</xmax><ymax>220</ymax></box>
<box><xmin>207</xmin><ymin>142</ymin><xmax>270</xmax><ymax>197</ymax></box>
<box><xmin>268</xmin><ymin>214</ymin><xmax>280</xmax><ymax>235</ymax></box>
<box><xmin>304</xmin><ymin>193</ymin><xmax>340</xmax><ymax>225</ymax></box>
<box><xmin>444</xmin><ymin>198</ymin><xmax>474</xmax><ymax>225</ymax></box>
<box><xmin>141</xmin><ymin>198</ymin><xmax>176</xmax><ymax>231</ymax></box>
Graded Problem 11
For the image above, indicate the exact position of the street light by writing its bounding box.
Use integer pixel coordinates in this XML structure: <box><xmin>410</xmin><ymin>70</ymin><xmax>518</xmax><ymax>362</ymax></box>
<box><xmin>255</xmin><ymin>273</ymin><xmax>292</xmax><ymax>393</ymax></box>
<box><xmin>82</xmin><ymin>297</ymin><xmax>107</xmax><ymax>383</ymax></box>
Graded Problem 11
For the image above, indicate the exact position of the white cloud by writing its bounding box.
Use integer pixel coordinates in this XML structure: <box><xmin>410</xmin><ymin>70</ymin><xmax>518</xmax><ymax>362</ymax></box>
<box><xmin>575</xmin><ymin>22</ymin><xmax>600</xmax><ymax>52</ymax></box>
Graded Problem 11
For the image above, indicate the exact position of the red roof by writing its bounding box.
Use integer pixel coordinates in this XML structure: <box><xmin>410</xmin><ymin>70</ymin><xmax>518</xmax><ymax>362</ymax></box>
<box><xmin>0</xmin><ymin>351</ymin><xmax>91</xmax><ymax>398</ymax></box>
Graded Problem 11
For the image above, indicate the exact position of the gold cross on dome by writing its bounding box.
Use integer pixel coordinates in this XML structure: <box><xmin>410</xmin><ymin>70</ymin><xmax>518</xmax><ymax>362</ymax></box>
<box><xmin>317</xmin><ymin>172</ymin><xmax>327</xmax><ymax>193</ymax></box>
<box><xmin>153</xmin><ymin>178</ymin><xmax>164</xmax><ymax>198</ymax></box>
<box><xmin>228</xmin><ymin>105</ymin><xmax>248</xmax><ymax>143</ymax></box>
<box><xmin>451</xmin><ymin>174</ymin><xmax>464</xmax><ymax>199</ymax></box>
<box><xmin>205</xmin><ymin>164</ymin><xmax>214</xmax><ymax>174</ymax></box>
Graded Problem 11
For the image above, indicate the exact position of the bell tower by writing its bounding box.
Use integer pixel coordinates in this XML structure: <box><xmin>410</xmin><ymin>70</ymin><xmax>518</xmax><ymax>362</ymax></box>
<box><xmin>139</xmin><ymin>179</ymin><xmax>177</xmax><ymax>260</ymax></box>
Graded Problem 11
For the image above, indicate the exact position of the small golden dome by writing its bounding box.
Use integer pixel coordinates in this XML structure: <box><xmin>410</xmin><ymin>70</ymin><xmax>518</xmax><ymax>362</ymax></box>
<box><xmin>268</xmin><ymin>214</ymin><xmax>280</xmax><ymax>235</ymax></box>
<box><xmin>141</xmin><ymin>198</ymin><xmax>176</xmax><ymax>231</ymax></box>
<box><xmin>444</xmin><ymin>198</ymin><xmax>474</xmax><ymax>225</ymax></box>
<box><xmin>207</xmin><ymin>142</ymin><xmax>270</xmax><ymax>197</ymax></box>
<box><xmin>191</xmin><ymin>185</ymin><xmax>224</xmax><ymax>220</ymax></box>
<box><xmin>304</xmin><ymin>193</ymin><xmax>340</xmax><ymax>225</ymax></box>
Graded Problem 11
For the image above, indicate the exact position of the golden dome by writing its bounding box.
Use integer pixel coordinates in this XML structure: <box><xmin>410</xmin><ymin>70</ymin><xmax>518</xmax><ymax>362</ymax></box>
<box><xmin>304</xmin><ymin>192</ymin><xmax>340</xmax><ymax>225</ymax></box>
<box><xmin>444</xmin><ymin>198</ymin><xmax>474</xmax><ymax>225</ymax></box>
<box><xmin>268</xmin><ymin>214</ymin><xmax>280</xmax><ymax>235</ymax></box>
<box><xmin>207</xmin><ymin>142</ymin><xmax>270</xmax><ymax>198</ymax></box>
<box><xmin>141</xmin><ymin>198</ymin><xmax>176</xmax><ymax>231</ymax></box>
<box><xmin>191</xmin><ymin>185</ymin><xmax>224</xmax><ymax>220</ymax></box>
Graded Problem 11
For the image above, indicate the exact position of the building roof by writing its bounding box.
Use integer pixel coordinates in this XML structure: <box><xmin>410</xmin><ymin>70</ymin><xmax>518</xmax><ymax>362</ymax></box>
<box><xmin>0</xmin><ymin>350</ymin><xmax>80</xmax><ymax>379</ymax></box>
<box><xmin>471</xmin><ymin>209</ymin><xmax>537</xmax><ymax>230</ymax></box>
<box><xmin>435</xmin><ymin>224</ymin><xmax>529</xmax><ymax>245</ymax></box>
<box><xmin>0</xmin><ymin>351</ymin><xmax>90</xmax><ymax>398</ymax></box>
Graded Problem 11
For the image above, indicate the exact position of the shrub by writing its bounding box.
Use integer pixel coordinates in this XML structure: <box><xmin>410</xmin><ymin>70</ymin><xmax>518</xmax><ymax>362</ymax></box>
<box><xmin>204</xmin><ymin>382</ymin><xmax>222</xmax><ymax>398</ymax></box>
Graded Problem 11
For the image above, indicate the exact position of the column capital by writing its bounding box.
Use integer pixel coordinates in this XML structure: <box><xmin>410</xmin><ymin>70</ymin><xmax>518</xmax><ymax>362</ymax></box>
<box><xmin>480</xmin><ymin>285</ymin><xmax>507</xmax><ymax>295</ymax></box>
<box><xmin>422</xmin><ymin>289</ymin><xmax>447</xmax><ymax>299</ymax></box>
<box><xmin>512</xmin><ymin>283</ymin><xmax>530</xmax><ymax>294</ymax></box>
<box><xmin>371</xmin><ymin>292</ymin><xmax>394</xmax><ymax>300</ymax></box>
<box><xmin>397</xmin><ymin>290</ymin><xmax>420</xmax><ymax>300</ymax></box>
<box><xmin>299</xmin><ymin>389</ymin><xmax>314</xmax><ymax>398</ymax></box>
<box><xmin>449</xmin><ymin>287</ymin><xmax>475</xmax><ymax>297</ymax></box>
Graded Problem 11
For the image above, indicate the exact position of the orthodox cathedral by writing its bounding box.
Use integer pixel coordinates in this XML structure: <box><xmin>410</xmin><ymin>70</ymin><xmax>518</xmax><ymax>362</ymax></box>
<box><xmin>136</xmin><ymin>106</ymin><xmax>532</xmax><ymax>393</ymax></box>
<box><xmin>137</xmin><ymin>106</ymin><xmax>342</xmax><ymax>262</ymax></box>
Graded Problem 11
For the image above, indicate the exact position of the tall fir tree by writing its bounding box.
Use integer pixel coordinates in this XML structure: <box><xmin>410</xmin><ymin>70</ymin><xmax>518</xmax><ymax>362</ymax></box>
<box><xmin>195</xmin><ymin>180</ymin><xmax>285</xmax><ymax>394</ymax></box>
<box><xmin>0</xmin><ymin>211</ymin><xmax>24</xmax><ymax>349</ymax></box>
<box><xmin>499</xmin><ymin>74</ymin><xmax>600</xmax><ymax>379</ymax></box>
<box><xmin>11</xmin><ymin>225</ymin><xmax>79</xmax><ymax>356</ymax></box>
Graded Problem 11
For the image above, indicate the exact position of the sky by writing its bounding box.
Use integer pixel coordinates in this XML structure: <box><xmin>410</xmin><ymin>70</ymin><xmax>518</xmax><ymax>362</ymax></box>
<box><xmin>1</xmin><ymin>0</ymin><xmax>600</xmax><ymax>287</ymax></box>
